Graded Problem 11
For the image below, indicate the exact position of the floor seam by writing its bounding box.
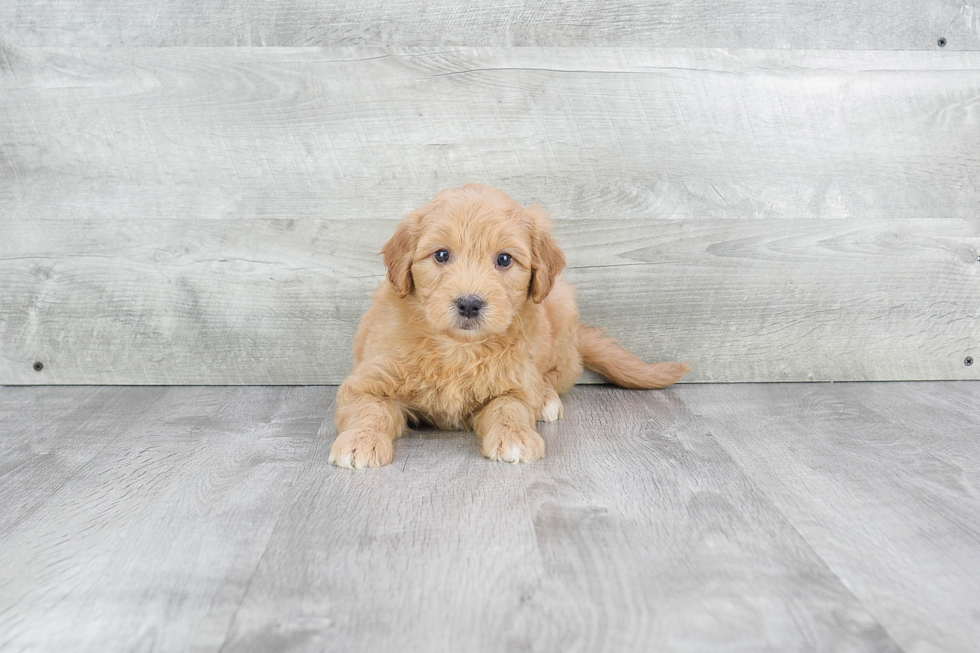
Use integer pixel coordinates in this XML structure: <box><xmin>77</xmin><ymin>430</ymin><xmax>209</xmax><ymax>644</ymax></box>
<box><xmin>673</xmin><ymin>388</ymin><xmax>912</xmax><ymax>653</ymax></box>
<box><xmin>215</xmin><ymin>387</ymin><xmax>338</xmax><ymax>653</ymax></box>
<box><xmin>722</xmin><ymin>468</ymin><xmax>912</xmax><ymax>653</ymax></box>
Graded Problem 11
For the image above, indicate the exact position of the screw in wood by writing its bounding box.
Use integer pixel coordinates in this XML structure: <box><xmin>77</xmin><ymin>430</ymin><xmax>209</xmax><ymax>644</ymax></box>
<box><xmin>938</xmin><ymin>37</ymin><xmax>947</xmax><ymax>47</ymax></box>
<box><xmin>966</xmin><ymin>357</ymin><xmax>974</xmax><ymax>367</ymax></box>
<box><xmin>33</xmin><ymin>361</ymin><xmax>44</xmax><ymax>372</ymax></box>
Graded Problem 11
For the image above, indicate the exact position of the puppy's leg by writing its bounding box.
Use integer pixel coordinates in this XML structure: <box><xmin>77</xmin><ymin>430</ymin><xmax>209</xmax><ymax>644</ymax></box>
<box><xmin>330</xmin><ymin>377</ymin><xmax>406</xmax><ymax>469</ymax></box>
<box><xmin>536</xmin><ymin>323</ymin><xmax>581</xmax><ymax>422</ymax></box>
<box><xmin>537</xmin><ymin>370</ymin><xmax>565</xmax><ymax>422</ymax></box>
<box><xmin>474</xmin><ymin>396</ymin><xmax>545</xmax><ymax>463</ymax></box>
<box><xmin>538</xmin><ymin>387</ymin><xmax>563</xmax><ymax>422</ymax></box>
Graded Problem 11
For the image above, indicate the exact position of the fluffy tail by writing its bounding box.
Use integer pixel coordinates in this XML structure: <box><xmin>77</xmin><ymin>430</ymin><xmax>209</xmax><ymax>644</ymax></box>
<box><xmin>577</xmin><ymin>324</ymin><xmax>690</xmax><ymax>389</ymax></box>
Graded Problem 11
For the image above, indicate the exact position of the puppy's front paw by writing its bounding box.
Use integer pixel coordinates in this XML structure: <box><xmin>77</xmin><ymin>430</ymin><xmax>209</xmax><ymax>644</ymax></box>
<box><xmin>537</xmin><ymin>390</ymin><xmax>564</xmax><ymax>423</ymax></box>
<box><xmin>329</xmin><ymin>428</ymin><xmax>394</xmax><ymax>469</ymax></box>
<box><xmin>482</xmin><ymin>426</ymin><xmax>546</xmax><ymax>464</ymax></box>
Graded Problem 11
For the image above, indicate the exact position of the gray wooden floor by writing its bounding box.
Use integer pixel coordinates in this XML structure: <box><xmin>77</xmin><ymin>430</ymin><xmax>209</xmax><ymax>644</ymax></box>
<box><xmin>0</xmin><ymin>383</ymin><xmax>978</xmax><ymax>652</ymax></box>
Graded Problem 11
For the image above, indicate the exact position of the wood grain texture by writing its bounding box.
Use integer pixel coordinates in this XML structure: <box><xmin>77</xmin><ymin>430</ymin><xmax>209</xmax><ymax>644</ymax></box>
<box><xmin>514</xmin><ymin>385</ymin><xmax>900</xmax><ymax>652</ymax></box>
<box><xmin>220</xmin><ymin>384</ymin><xmax>900</xmax><ymax>652</ymax></box>
<box><xmin>219</xmin><ymin>407</ymin><xmax>546</xmax><ymax>652</ymax></box>
<box><xmin>3</xmin><ymin>47</ymin><xmax>980</xmax><ymax>224</ymax></box>
<box><xmin>847</xmin><ymin>381</ymin><xmax>980</xmax><ymax>475</ymax></box>
<box><xmin>1</xmin><ymin>216</ymin><xmax>976</xmax><ymax>384</ymax></box>
<box><xmin>5</xmin><ymin>383</ymin><xmax>979</xmax><ymax>651</ymax></box>
<box><xmin>3</xmin><ymin>47</ymin><xmax>979</xmax><ymax>383</ymax></box>
<box><xmin>0</xmin><ymin>386</ymin><xmax>332</xmax><ymax>652</ymax></box>
<box><xmin>0</xmin><ymin>1</ymin><xmax>977</xmax><ymax>49</ymax></box>
<box><xmin>0</xmin><ymin>385</ymin><xmax>166</xmax><ymax>536</ymax></box>
<box><xmin>0</xmin><ymin>47</ymin><xmax>980</xmax><ymax>384</ymax></box>
<box><xmin>914</xmin><ymin>379</ymin><xmax>980</xmax><ymax>422</ymax></box>
<box><xmin>682</xmin><ymin>382</ymin><xmax>980</xmax><ymax>653</ymax></box>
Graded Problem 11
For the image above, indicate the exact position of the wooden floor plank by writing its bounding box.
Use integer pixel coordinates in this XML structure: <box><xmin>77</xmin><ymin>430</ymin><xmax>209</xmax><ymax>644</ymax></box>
<box><xmin>218</xmin><ymin>405</ymin><xmax>545</xmax><ymax>653</ymax></box>
<box><xmin>5</xmin><ymin>383</ymin><xmax>976</xmax><ymax>651</ymax></box>
<box><xmin>845</xmin><ymin>381</ymin><xmax>980</xmax><ymax>476</ymax></box>
<box><xmin>221</xmin><ymin>385</ymin><xmax>898</xmax><ymax>652</ymax></box>
<box><xmin>680</xmin><ymin>382</ymin><xmax>980</xmax><ymax>653</ymax></box>
<box><xmin>907</xmin><ymin>381</ymin><xmax>980</xmax><ymax>429</ymax></box>
<box><xmin>0</xmin><ymin>386</ymin><xmax>333</xmax><ymax>653</ymax></box>
<box><xmin>0</xmin><ymin>386</ymin><xmax>167</xmax><ymax>536</ymax></box>
<box><xmin>517</xmin><ymin>386</ymin><xmax>899</xmax><ymax>653</ymax></box>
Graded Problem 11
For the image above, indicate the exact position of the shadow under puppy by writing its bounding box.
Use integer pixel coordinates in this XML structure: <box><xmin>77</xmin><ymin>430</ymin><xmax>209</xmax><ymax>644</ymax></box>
<box><xmin>331</xmin><ymin>183</ymin><xmax>690</xmax><ymax>468</ymax></box>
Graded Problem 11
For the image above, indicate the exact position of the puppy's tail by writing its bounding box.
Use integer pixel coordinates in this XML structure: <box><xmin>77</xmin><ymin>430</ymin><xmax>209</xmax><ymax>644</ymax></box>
<box><xmin>577</xmin><ymin>324</ymin><xmax>690</xmax><ymax>389</ymax></box>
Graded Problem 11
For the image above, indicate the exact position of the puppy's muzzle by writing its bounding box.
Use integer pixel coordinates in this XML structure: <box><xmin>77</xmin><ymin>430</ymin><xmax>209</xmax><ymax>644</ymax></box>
<box><xmin>455</xmin><ymin>295</ymin><xmax>485</xmax><ymax>326</ymax></box>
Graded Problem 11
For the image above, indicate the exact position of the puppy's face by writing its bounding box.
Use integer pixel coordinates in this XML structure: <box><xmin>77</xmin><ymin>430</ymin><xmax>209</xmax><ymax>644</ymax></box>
<box><xmin>381</xmin><ymin>184</ymin><xmax>565</xmax><ymax>341</ymax></box>
<box><xmin>411</xmin><ymin>203</ymin><xmax>532</xmax><ymax>339</ymax></box>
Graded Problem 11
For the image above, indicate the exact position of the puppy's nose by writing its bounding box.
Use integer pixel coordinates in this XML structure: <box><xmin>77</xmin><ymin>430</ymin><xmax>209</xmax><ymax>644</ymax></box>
<box><xmin>455</xmin><ymin>295</ymin><xmax>485</xmax><ymax>319</ymax></box>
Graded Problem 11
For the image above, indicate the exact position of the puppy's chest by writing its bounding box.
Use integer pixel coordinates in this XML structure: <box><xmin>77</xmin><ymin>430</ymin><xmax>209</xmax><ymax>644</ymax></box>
<box><xmin>397</xmin><ymin>348</ymin><xmax>530</xmax><ymax>429</ymax></box>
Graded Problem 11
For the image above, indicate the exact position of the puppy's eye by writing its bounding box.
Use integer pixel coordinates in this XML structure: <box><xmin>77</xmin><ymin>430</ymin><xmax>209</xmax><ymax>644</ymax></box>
<box><xmin>433</xmin><ymin>249</ymin><xmax>450</xmax><ymax>264</ymax></box>
<box><xmin>496</xmin><ymin>253</ymin><xmax>513</xmax><ymax>268</ymax></box>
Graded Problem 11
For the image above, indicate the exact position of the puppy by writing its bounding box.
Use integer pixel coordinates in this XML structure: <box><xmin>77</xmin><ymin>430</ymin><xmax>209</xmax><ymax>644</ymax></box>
<box><xmin>330</xmin><ymin>183</ymin><xmax>690</xmax><ymax>468</ymax></box>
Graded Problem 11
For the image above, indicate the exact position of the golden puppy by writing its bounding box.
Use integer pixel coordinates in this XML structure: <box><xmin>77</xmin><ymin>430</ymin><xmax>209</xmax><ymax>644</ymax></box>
<box><xmin>330</xmin><ymin>183</ymin><xmax>690</xmax><ymax>468</ymax></box>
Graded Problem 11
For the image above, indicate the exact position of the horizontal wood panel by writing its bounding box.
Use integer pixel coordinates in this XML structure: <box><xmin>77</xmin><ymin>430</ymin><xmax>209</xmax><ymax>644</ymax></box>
<box><xmin>0</xmin><ymin>1</ymin><xmax>977</xmax><ymax>49</ymax></box>
<box><xmin>3</xmin><ymin>47</ymin><xmax>979</xmax><ymax>383</ymax></box>
<box><xmin>1</xmin><ymin>217</ymin><xmax>976</xmax><ymax>384</ymax></box>
<box><xmin>3</xmin><ymin>47</ymin><xmax>980</xmax><ymax>223</ymax></box>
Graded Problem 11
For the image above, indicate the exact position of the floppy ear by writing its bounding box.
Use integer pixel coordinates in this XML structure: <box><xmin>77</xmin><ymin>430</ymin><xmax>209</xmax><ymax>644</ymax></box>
<box><xmin>526</xmin><ymin>204</ymin><xmax>566</xmax><ymax>303</ymax></box>
<box><xmin>380</xmin><ymin>210</ymin><xmax>422</xmax><ymax>298</ymax></box>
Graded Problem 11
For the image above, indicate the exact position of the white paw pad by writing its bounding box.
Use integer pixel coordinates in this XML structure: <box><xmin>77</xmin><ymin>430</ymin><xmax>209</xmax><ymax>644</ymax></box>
<box><xmin>502</xmin><ymin>445</ymin><xmax>524</xmax><ymax>463</ymax></box>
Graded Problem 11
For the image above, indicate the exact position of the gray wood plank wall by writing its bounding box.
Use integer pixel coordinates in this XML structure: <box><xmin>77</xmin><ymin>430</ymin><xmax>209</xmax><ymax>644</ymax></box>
<box><xmin>1</xmin><ymin>1</ymin><xmax>978</xmax><ymax>49</ymax></box>
<box><xmin>1</xmin><ymin>6</ymin><xmax>978</xmax><ymax>384</ymax></box>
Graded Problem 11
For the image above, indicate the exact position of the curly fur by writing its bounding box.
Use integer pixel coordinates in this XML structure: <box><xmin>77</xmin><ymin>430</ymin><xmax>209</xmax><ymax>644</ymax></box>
<box><xmin>330</xmin><ymin>183</ymin><xmax>690</xmax><ymax>469</ymax></box>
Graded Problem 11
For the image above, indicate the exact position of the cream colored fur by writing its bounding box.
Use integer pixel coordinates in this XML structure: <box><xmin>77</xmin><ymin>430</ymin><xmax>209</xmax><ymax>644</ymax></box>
<box><xmin>330</xmin><ymin>184</ymin><xmax>689</xmax><ymax>469</ymax></box>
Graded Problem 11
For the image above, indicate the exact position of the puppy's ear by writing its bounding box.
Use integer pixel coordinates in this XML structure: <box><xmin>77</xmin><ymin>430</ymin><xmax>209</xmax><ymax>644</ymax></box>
<box><xmin>380</xmin><ymin>209</ymin><xmax>423</xmax><ymax>298</ymax></box>
<box><xmin>526</xmin><ymin>204</ymin><xmax>566</xmax><ymax>304</ymax></box>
